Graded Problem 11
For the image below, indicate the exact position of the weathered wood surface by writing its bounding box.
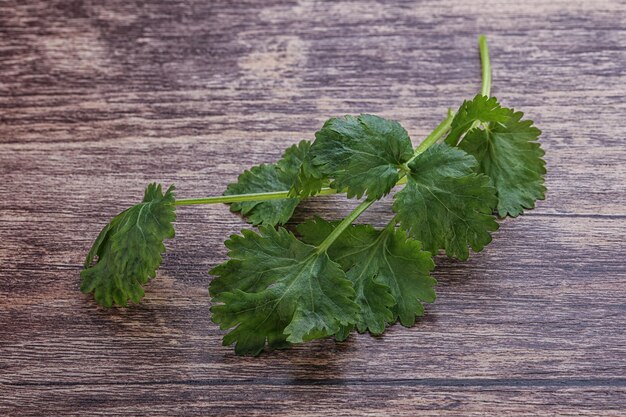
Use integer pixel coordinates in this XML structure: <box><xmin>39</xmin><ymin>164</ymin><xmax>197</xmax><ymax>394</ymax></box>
<box><xmin>1</xmin><ymin>0</ymin><xmax>625</xmax><ymax>415</ymax></box>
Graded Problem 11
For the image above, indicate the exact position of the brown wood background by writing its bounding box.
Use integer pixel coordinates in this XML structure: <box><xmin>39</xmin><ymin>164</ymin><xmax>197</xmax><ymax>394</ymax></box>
<box><xmin>1</xmin><ymin>0</ymin><xmax>625</xmax><ymax>415</ymax></box>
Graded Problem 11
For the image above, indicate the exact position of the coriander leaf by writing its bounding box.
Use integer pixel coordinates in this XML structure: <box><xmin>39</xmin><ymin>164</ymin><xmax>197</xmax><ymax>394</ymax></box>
<box><xmin>445</xmin><ymin>95</ymin><xmax>510</xmax><ymax>146</ymax></box>
<box><xmin>393</xmin><ymin>143</ymin><xmax>498</xmax><ymax>260</ymax></box>
<box><xmin>459</xmin><ymin>109</ymin><xmax>546</xmax><ymax>217</ymax></box>
<box><xmin>225</xmin><ymin>166</ymin><xmax>298</xmax><ymax>227</ymax></box>
<box><xmin>288</xmin><ymin>140</ymin><xmax>328</xmax><ymax>198</ymax></box>
<box><xmin>209</xmin><ymin>226</ymin><xmax>358</xmax><ymax>356</ymax></box>
<box><xmin>298</xmin><ymin>218</ymin><xmax>436</xmax><ymax>336</ymax></box>
<box><xmin>310</xmin><ymin>114</ymin><xmax>414</xmax><ymax>200</ymax></box>
<box><xmin>225</xmin><ymin>140</ymin><xmax>318</xmax><ymax>226</ymax></box>
<box><xmin>81</xmin><ymin>183</ymin><xmax>176</xmax><ymax>307</ymax></box>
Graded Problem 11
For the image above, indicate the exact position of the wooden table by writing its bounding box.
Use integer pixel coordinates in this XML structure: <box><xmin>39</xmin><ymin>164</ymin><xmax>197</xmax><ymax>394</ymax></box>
<box><xmin>1</xmin><ymin>1</ymin><xmax>625</xmax><ymax>415</ymax></box>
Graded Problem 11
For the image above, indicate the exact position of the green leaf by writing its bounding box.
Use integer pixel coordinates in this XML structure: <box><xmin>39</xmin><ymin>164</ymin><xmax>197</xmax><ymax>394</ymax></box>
<box><xmin>443</xmin><ymin>95</ymin><xmax>546</xmax><ymax>216</ymax></box>
<box><xmin>209</xmin><ymin>226</ymin><xmax>358</xmax><ymax>356</ymax></box>
<box><xmin>393</xmin><ymin>143</ymin><xmax>499</xmax><ymax>260</ymax></box>
<box><xmin>459</xmin><ymin>108</ymin><xmax>546</xmax><ymax>217</ymax></box>
<box><xmin>310</xmin><ymin>114</ymin><xmax>414</xmax><ymax>200</ymax></box>
<box><xmin>444</xmin><ymin>95</ymin><xmax>510</xmax><ymax>146</ymax></box>
<box><xmin>225</xmin><ymin>140</ymin><xmax>319</xmax><ymax>226</ymax></box>
<box><xmin>298</xmin><ymin>218</ymin><xmax>436</xmax><ymax>336</ymax></box>
<box><xmin>225</xmin><ymin>162</ymin><xmax>298</xmax><ymax>226</ymax></box>
<box><xmin>81</xmin><ymin>183</ymin><xmax>176</xmax><ymax>307</ymax></box>
<box><xmin>288</xmin><ymin>140</ymin><xmax>327</xmax><ymax>198</ymax></box>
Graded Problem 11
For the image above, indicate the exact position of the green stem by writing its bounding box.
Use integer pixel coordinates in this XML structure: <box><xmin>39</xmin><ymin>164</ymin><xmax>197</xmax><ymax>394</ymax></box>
<box><xmin>479</xmin><ymin>35</ymin><xmax>491</xmax><ymax>97</ymax></box>
<box><xmin>464</xmin><ymin>35</ymin><xmax>492</xmax><ymax>137</ymax></box>
<box><xmin>174</xmin><ymin>187</ymin><xmax>337</xmax><ymax>206</ymax></box>
<box><xmin>316</xmin><ymin>199</ymin><xmax>374</xmax><ymax>253</ymax></box>
<box><xmin>176</xmin><ymin>174</ymin><xmax>409</xmax><ymax>206</ymax></box>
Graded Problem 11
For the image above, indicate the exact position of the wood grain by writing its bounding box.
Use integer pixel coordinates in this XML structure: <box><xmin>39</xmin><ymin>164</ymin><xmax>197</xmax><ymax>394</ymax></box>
<box><xmin>1</xmin><ymin>0</ymin><xmax>625</xmax><ymax>415</ymax></box>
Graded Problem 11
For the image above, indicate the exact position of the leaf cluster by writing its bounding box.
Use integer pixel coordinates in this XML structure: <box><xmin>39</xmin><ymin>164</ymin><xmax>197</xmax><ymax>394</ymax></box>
<box><xmin>80</xmin><ymin>42</ymin><xmax>546</xmax><ymax>356</ymax></box>
<box><xmin>209</xmin><ymin>96</ymin><xmax>545</xmax><ymax>354</ymax></box>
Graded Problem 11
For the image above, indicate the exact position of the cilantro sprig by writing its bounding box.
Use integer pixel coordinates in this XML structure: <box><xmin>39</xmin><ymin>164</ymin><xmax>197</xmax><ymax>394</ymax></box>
<box><xmin>81</xmin><ymin>36</ymin><xmax>546</xmax><ymax>355</ymax></box>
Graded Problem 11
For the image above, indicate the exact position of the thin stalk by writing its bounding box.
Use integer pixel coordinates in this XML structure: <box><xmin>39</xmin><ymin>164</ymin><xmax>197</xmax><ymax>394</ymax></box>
<box><xmin>175</xmin><ymin>187</ymin><xmax>337</xmax><ymax>206</ymax></box>
<box><xmin>478</xmin><ymin>35</ymin><xmax>491</xmax><ymax>97</ymax></box>
<box><xmin>176</xmin><ymin>170</ymin><xmax>409</xmax><ymax>206</ymax></box>
<box><xmin>316</xmin><ymin>198</ymin><xmax>374</xmax><ymax>253</ymax></box>
<box><xmin>465</xmin><ymin>35</ymin><xmax>492</xmax><ymax>136</ymax></box>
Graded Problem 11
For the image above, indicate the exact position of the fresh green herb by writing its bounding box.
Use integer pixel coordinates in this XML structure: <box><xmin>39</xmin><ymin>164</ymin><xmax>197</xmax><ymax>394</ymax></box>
<box><xmin>393</xmin><ymin>142</ymin><xmax>499</xmax><ymax>260</ymax></box>
<box><xmin>224</xmin><ymin>141</ymin><xmax>316</xmax><ymax>226</ymax></box>
<box><xmin>210</xmin><ymin>224</ymin><xmax>361</xmax><ymax>356</ymax></box>
<box><xmin>447</xmin><ymin>96</ymin><xmax>546</xmax><ymax>217</ymax></box>
<box><xmin>297</xmin><ymin>218</ymin><xmax>436</xmax><ymax>337</ymax></box>
<box><xmin>310</xmin><ymin>114</ymin><xmax>414</xmax><ymax>200</ymax></box>
<box><xmin>81</xmin><ymin>36</ymin><xmax>546</xmax><ymax>355</ymax></box>
<box><xmin>81</xmin><ymin>184</ymin><xmax>176</xmax><ymax>307</ymax></box>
